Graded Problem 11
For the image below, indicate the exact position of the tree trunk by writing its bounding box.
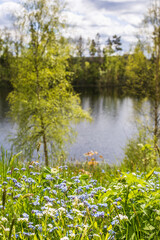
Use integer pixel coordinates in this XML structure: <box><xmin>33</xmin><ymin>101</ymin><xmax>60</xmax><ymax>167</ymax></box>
<box><xmin>153</xmin><ymin>10</ymin><xmax>160</xmax><ymax>163</ymax></box>
<box><xmin>41</xmin><ymin>117</ymin><xmax>49</xmax><ymax>166</ymax></box>
<box><xmin>43</xmin><ymin>132</ymin><xmax>49</xmax><ymax>167</ymax></box>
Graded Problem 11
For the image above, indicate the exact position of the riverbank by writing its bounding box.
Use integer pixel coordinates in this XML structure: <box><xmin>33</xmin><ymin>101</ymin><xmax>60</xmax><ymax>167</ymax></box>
<box><xmin>0</xmin><ymin>154</ymin><xmax>160</xmax><ymax>239</ymax></box>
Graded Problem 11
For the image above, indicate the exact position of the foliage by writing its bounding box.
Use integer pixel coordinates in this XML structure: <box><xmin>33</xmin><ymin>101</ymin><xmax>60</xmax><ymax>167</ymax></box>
<box><xmin>125</xmin><ymin>41</ymin><xmax>154</xmax><ymax>96</ymax></box>
<box><xmin>0</xmin><ymin>30</ymin><xmax>13</xmax><ymax>87</ymax></box>
<box><xmin>0</xmin><ymin>152</ymin><xmax>159</xmax><ymax>239</ymax></box>
<box><xmin>88</xmin><ymin>39</ymin><xmax>97</xmax><ymax>57</ymax></box>
<box><xmin>122</xmin><ymin>129</ymin><xmax>158</xmax><ymax>171</ymax></box>
<box><xmin>8</xmin><ymin>0</ymin><xmax>90</xmax><ymax>166</ymax></box>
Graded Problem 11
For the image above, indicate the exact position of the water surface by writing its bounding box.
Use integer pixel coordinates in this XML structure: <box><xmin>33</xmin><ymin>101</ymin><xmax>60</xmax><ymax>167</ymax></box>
<box><xmin>0</xmin><ymin>88</ymin><xmax>142</xmax><ymax>164</ymax></box>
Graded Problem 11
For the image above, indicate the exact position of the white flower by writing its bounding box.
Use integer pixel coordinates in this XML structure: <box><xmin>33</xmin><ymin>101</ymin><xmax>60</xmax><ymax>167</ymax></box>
<box><xmin>43</xmin><ymin>208</ymin><xmax>56</xmax><ymax>217</ymax></box>
<box><xmin>72</xmin><ymin>208</ymin><xmax>83</xmax><ymax>217</ymax></box>
<box><xmin>93</xmin><ymin>234</ymin><xmax>100</xmax><ymax>238</ymax></box>
<box><xmin>45</xmin><ymin>203</ymin><xmax>53</xmax><ymax>207</ymax></box>
<box><xmin>58</xmin><ymin>207</ymin><xmax>66</xmax><ymax>213</ymax></box>
<box><xmin>114</xmin><ymin>214</ymin><xmax>128</xmax><ymax>221</ymax></box>
<box><xmin>48</xmin><ymin>224</ymin><xmax>53</xmax><ymax>228</ymax></box>
<box><xmin>78</xmin><ymin>203</ymin><xmax>84</xmax><ymax>207</ymax></box>
<box><xmin>119</xmin><ymin>214</ymin><xmax>128</xmax><ymax>220</ymax></box>
<box><xmin>1</xmin><ymin>217</ymin><xmax>7</xmax><ymax>222</ymax></box>
<box><xmin>36</xmin><ymin>213</ymin><xmax>43</xmax><ymax>218</ymax></box>
<box><xmin>60</xmin><ymin>237</ymin><xmax>69</xmax><ymax>240</ymax></box>
<box><xmin>17</xmin><ymin>218</ymin><xmax>28</xmax><ymax>222</ymax></box>
<box><xmin>4</xmin><ymin>228</ymin><xmax>10</xmax><ymax>232</ymax></box>
<box><xmin>70</xmin><ymin>232</ymin><xmax>75</xmax><ymax>238</ymax></box>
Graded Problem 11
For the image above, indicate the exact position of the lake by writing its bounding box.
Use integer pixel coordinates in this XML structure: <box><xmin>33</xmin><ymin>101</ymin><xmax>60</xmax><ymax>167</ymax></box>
<box><xmin>0</xmin><ymin>87</ymin><xmax>148</xmax><ymax>164</ymax></box>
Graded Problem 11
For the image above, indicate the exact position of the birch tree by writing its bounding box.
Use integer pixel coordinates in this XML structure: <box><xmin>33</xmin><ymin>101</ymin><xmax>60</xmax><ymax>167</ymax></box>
<box><xmin>8</xmin><ymin>0</ymin><xmax>90</xmax><ymax>166</ymax></box>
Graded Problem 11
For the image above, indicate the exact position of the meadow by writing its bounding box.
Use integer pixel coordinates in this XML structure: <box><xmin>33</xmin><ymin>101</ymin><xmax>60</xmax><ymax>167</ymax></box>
<box><xmin>0</xmin><ymin>151</ymin><xmax>160</xmax><ymax>240</ymax></box>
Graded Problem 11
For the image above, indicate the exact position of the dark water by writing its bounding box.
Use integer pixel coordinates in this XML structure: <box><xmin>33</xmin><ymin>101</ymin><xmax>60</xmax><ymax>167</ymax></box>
<box><xmin>0</xmin><ymin>88</ymin><xmax>144</xmax><ymax>164</ymax></box>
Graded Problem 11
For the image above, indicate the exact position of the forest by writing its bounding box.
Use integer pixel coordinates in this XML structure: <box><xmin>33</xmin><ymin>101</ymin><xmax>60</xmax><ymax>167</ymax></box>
<box><xmin>0</xmin><ymin>30</ymin><xmax>156</xmax><ymax>94</ymax></box>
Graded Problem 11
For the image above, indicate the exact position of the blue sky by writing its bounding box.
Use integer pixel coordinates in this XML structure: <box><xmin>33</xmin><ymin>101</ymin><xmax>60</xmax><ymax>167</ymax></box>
<box><xmin>0</xmin><ymin>0</ymin><xmax>151</xmax><ymax>52</ymax></box>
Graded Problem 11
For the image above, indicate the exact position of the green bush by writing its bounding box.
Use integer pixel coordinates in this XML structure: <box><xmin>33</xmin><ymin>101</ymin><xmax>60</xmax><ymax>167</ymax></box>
<box><xmin>122</xmin><ymin>130</ymin><xmax>158</xmax><ymax>171</ymax></box>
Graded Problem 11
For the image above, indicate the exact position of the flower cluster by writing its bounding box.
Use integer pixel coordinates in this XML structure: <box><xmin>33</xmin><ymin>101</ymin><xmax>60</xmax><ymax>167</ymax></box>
<box><xmin>0</xmin><ymin>162</ymin><xmax>159</xmax><ymax>239</ymax></box>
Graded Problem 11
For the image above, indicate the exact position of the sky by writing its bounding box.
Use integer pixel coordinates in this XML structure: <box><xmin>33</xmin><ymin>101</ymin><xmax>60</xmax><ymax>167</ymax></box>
<box><xmin>0</xmin><ymin>0</ymin><xmax>151</xmax><ymax>52</ymax></box>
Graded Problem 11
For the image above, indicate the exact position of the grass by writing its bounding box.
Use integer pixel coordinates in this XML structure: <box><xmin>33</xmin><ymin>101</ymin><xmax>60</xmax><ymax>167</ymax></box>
<box><xmin>0</xmin><ymin>150</ymin><xmax>160</xmax><ymax>239</ymax></box>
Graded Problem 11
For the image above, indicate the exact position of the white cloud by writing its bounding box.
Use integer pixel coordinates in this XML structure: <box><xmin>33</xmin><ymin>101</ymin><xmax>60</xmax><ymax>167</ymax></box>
<box><xmin>0</xmin><ymin>2</ymin><xmax>22</xmax><ymax>28</ymax></box>
<box><xmin>0</xmin><ymin>0</ymin><xmax>151</xmax><ymax>52</ymax></box>
<box><xmin>118</xmin><ymin>14</ymin><xmax>143</xmax><ymax>26</ymax></box>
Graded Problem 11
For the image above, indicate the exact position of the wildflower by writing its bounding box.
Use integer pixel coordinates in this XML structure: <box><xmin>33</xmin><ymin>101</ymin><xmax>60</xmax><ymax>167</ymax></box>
<box><xmin>45</xmin><ymin>203</ymin><xmax>53</xmax><ymax>207</ymax></box>
<box><xmin>4</xmin><ymin>228</ymin><xmax>10</xmax><ymax>232</ymax></box>
<box><xmin>98</xmin><ymin>203</ymin><xmax>108</xmax><ymax>208</ymax></box>
<box><xmin>72</xmin><ymin>209</ymin><xmax>84</xmax><ymax>217</ymax></box>
<box><xmin>28</xmin><ymin>224</ymin><xmax>35</xmax><ymax>230</ymax></box>
<box><xmin>48</xmin><ymin>224</ymin><xmax>53</xmax><ymax>228</ymax></box>
<box><xmin>93</xmin><ymin>211</ymin><xmax>105</xmax><ymax>218</ymax></box>
<box><xmin>111</xmin><ymin>219</ymin><xmax>119</xmax><ymax>225</ymax></box>
<box><xmin>13</xmin><ymin>194</ymin><xmax>21</xmax><ymax>199</ymax></box>
<box><xmin>119</xmin><ymin>214</ymin><xmax>128</xmax><ymax>220</ymax></box>
<box><xmin>44</xmin><ymin>196</ymin><xmax>50</xmax><ymax>201</ymax></box>
<box><xmin>46</xmin><ymin>174</ymin><xmax>54</xmax><ymax>181</ymax></box>
<box><xmin>88</xmin><ymin>159</ymin><xmax>98</xmax><ymax>166</ymax></box>
<box><xmin>14</xmin><ymin>168</ymin><xmax>19</xmax><ymax>171</ymax></box>
<box><xmin>15</xmin><ymin>183</ymin><xmax>22</xmax><ymax>188</ymax></box>
<box><xmin>1</xmin><ymin>217</ymin><xmax>7</xmax><ymax>222</ymax></box>
<box><xmin>60</xmin><ymin>237</ymin><xmax>69</xmax><ymax>240</ymax></box>
<box><xmin>115</xmin><ymin>197</ymin><xmax>122</xmax><ymax>202</ymax></box>
<box><xmin>93</xmin><ymin>234</ymin><xmax>100</xmax><ymax>238</ymax></box>
<box><xmin>21</xmin><ymin>168</ymin><xmax>26</xmax><ymax>171</ymax></box>
<box><xmin>25</xmin><ymin>178</ymin><xmax>35</xmax><ymax>184</ymax></box>
<box><xmin>23</xmin><ymin>232</ymin><xmax>34</xmax><ymax>236</ymax></box>
<box><xmin>58</xmin><ymin>207</ymin><xmax>66</xmax><ymax>213</ymax></box>
<box><xmin>33</xmin><ymin>200</ymin><xmax>40</xmax><ymax>206</ymax></box>
<box><xmin>50</xmin><ymin>190</ymin><xmax>57</xmax><ymax>195</ymax></box>
<box><xmin>51</xmin><ymin>168</ymin><xmax>59</xmax><ymax>174</ymax></box>
<box><xmin>22</xmin><ymin>213</ymin><xmax>29</xmax><ymax>218</ymax></box>
<box><xmin>116</xmin><ymin>205</ymin><xmax>122</xmax><ymax>210</ymax></box>
<box><xmin>74</xmin><ymin>179</ymin><xmax>80</xmax><ymax>183</ymax></box>
<box><xmin>17</xmin><ymin>218</ymin><xmax>28</xmax><ymax>222</ymax></box>
<box><xmin>43</xmin><ymin>187</ymin><xmax>51</xmax><ymax>192</ymax></box>
<box><xmin>84</xmin><ymin>151</ymin><xmax>94</xmax><ymax>157</ymax></box>
<box><xmin>66</xmin><ymin>213</ymin><xmax>74</xmax><ymax>220</ymax></box>
<box><xmin>2</xmin><ymin>181</ymin><xmax>7</xmax><ymax>185</ymax></box>
<box><xmin>29</xmin><ymin>165</ymin><xmax>33</xmax><ymax>169</ymax></box>
<box><xmin>114</xmin><ymin>214</ymin><xmax>128</xmax><ymax>221</ymax></box>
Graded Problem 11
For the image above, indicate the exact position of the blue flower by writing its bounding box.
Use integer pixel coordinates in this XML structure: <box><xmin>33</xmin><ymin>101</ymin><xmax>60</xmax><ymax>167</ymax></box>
<box><xmin>14</xmin><ymin>168</ymin><xmax>19</xmax><ymax>171</ymax></box>
<box><xmin>111</xmin><ymin>219</ymin><xmax>119</xmax><ymax>225</ymax></box>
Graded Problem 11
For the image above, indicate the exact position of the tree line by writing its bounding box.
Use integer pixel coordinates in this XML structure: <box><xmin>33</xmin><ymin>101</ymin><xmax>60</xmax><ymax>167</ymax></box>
<box><xmin>0</xmin><ymin>28</ymin><xmax>157</xmax><ymax>97</ymax></box>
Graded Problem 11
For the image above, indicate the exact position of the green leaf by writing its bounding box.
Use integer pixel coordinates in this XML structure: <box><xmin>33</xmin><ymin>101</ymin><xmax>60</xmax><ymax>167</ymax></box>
<box><xmin>143</xmin><ymin>224</ymin><xmax>155</xmax><ymax>231</ymax></box>
<box><xmin>80</xmin><ymin>174</ymin><xmax>89</xmax><ymax>180</ymax></box>
<box><xmin>94</xmin><ymin>221</ymin><xmax>98</xmax><ymax>229</ymax></box>
<box><xmin>130</xmin><ymin>233</ymin><xmax>136</xmax><ymax>240</ymax></box>
<box><xmin>145</xmin><ymin>168</ymin><xmax>156</xmax><ymax>180</ymax></box>
<box><xmin>9</xmin><ymin>151</ymin><xmax>22</xmax><ymax>168</ymax></box>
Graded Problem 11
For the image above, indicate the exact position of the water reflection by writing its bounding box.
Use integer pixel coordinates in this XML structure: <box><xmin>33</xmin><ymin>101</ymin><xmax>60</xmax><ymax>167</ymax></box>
<box><xmin>0</xmin><ymin>87</ymin><xmax>152</xmax><ymax>164</ymax></box>
<box><xmin>69</xmin><ymin>88</ymin><xmax>138</xmax><ymax>164</ymax></box>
